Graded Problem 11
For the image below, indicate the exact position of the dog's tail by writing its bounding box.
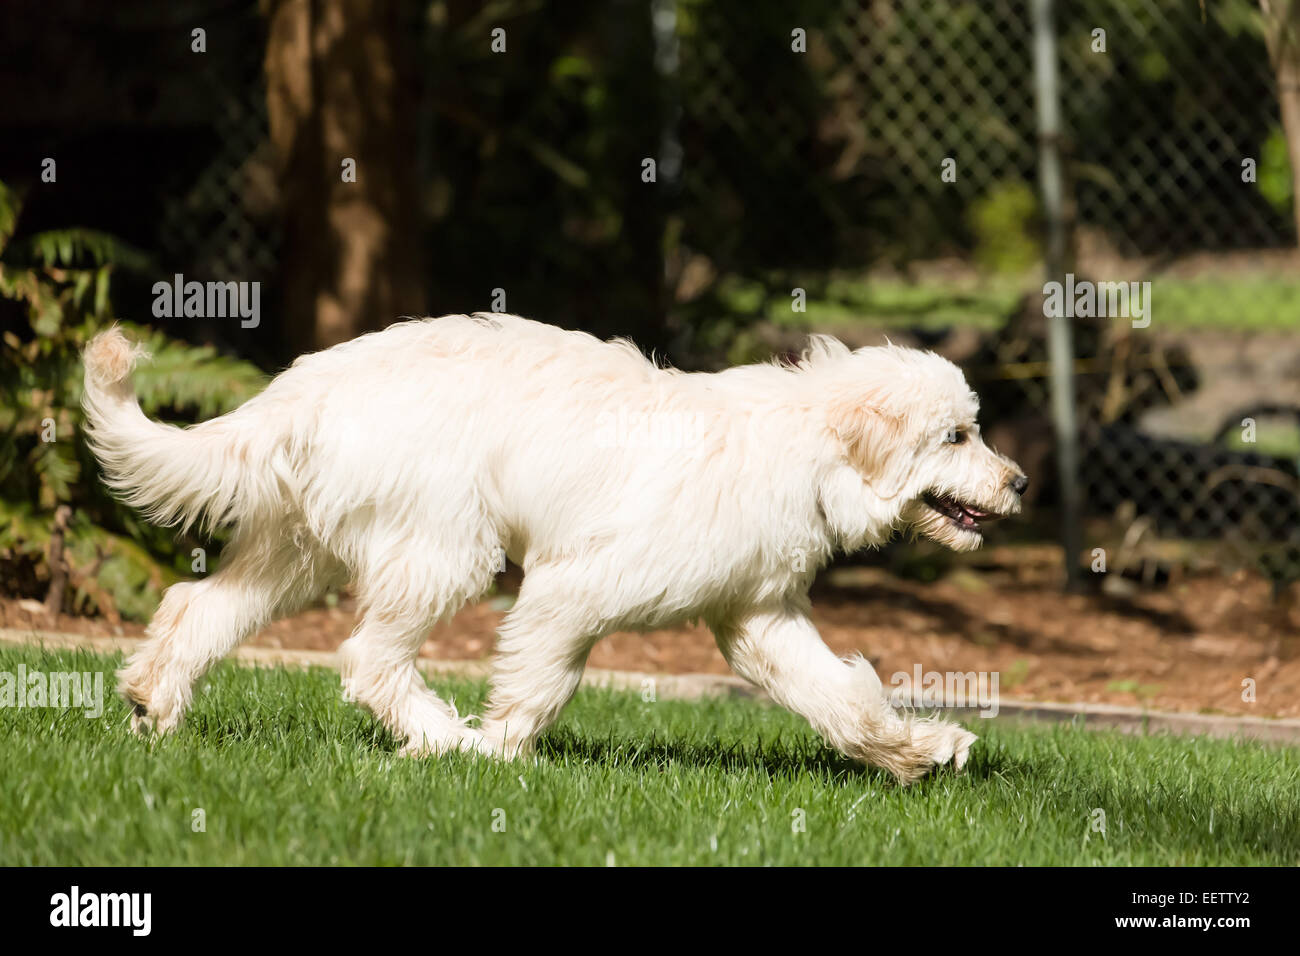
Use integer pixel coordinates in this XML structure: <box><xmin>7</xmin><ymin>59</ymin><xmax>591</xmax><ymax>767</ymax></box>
<box><xmin>82</xmin><ymin>327</ymin><xmax>282</xmax><ymax>533</ymax></box>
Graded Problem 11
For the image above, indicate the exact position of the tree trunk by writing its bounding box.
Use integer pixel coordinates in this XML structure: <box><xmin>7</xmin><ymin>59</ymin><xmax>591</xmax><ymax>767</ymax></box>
<box><xmin>263</xmin><ymin>0</ymin><xmax>426</xmax><ymax>352</ymax></box>
<box><xmin>1262</xmin><ymin>0</ymin><xmax>1300</xmax><ymax>243</ymax></box>
<box><xmin>44</xmin><ymin>505</ymin><xmax>71</xmax><ymax>620</ymax></box>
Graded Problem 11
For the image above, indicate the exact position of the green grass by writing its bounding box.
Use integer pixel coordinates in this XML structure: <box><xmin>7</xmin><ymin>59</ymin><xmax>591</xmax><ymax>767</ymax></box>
<box><xmin>722</xmin><ymin>273</ymin><xmax>1300</xmax><ymax>334</ymax></box>
<box><xmin>2</xmin><ymin>645</ymin><xmax>1298</xmax><ymax>865</ymax></box>
<box><xmin>1150</xmin><ymin>277</ymin><xmax>1300</xmax><ymax>330</ymax></box>
<box><xmin>723</xmin><ymin>275</ymin><xmax>1023</xmax><ymax>332</ymax></box>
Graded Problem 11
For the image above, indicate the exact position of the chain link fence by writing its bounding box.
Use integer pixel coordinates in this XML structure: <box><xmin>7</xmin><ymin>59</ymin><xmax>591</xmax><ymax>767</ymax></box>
<box><xmin>670</xmin><ymin>0</ymin><xmax>1300</xmax><ymax>587</ymax></box>
<box><xmin>675</xmin><ymin>0</ymin><xmax>1292</xmax><ymax>259</ymax></box>
<box><xmin>157</xmin><ymin>5</ymin><xmax>280</xmax><ymax>290</ymax></box>
<box><xmin>153</xmin><ymin>0</ymin><xmax>1300</xmax><ymax>585</ymax></box>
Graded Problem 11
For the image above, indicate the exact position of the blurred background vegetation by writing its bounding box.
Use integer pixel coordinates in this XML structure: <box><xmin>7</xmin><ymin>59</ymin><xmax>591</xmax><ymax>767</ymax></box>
<box><xmin>0</xmin><ymin>0</ymin><xmax>1298</xmax><ymax>620</ymax></box>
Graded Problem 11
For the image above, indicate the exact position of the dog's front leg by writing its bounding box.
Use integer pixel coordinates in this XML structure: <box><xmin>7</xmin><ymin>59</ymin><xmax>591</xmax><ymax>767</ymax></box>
<box><xmin>711</xmin><ymin>603</ymin><xmax>975</xmax><ymax>784</ymax></box>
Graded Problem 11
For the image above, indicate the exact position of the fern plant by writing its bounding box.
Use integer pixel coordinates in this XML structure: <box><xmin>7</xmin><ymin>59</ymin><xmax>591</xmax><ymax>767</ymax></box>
<box><xmin>0</xmin><ymin>179</ymin><xmax>267</xmax><ymax>621</ymax></box>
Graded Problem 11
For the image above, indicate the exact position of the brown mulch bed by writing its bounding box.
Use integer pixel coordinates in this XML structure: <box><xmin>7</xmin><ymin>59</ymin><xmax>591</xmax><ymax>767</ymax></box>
<box><xmin>5</xmin><ymin>559</ymin><xmax>1297</xmax><ymax>719</ymax></box>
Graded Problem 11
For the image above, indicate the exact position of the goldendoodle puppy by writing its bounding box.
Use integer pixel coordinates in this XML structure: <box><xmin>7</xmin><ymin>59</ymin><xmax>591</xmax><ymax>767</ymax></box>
<box><xmin>83</xmin><ymin>314</ymin><xmax>1026</xmax><ymax>783</ymax></box>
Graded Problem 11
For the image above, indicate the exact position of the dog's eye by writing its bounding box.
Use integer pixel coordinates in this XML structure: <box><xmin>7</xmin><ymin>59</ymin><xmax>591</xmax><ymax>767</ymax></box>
<box><xmin>944</xmin><ymin>429</ymin><xmax>967</xmax><ymax>445</ymax></box>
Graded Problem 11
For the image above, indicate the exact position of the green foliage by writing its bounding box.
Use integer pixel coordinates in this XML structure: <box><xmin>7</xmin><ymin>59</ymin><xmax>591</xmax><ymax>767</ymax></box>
<box><xmin>423</xmin><ymin>1</ymin><xmax>666</xmax><ymax>344</ymax></box>
<box><xmin>0</xmin><ymin>180</ymin><xmax>267</xmax><ymax>621</ymax></box>
<box><xmin>1063</xmin><ymin>0</ymin><xmax>1287</xmax><ymax>251</ymax></box>
<box><xmin>1259</xmin><ymin>125</ymin><xmax>1294</xmax><ymax>214</ymax></box>
<box><xmin>968</xmin><ymin>182</ymin><xmax>1041</xmax><ymax>276</ymax></box>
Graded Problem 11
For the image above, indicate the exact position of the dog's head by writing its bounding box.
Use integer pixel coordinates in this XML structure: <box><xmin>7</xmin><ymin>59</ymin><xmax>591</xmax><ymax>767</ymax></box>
<box><xmin>817</xmin><ymin>341</ymin><xmax>1027</xmax><ymax>552</ymax></box>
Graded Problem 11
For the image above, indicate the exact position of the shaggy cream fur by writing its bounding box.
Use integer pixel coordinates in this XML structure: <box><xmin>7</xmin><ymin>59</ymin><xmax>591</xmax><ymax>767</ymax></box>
<box><xmin>83</xmin><ymin>314</ymin><xmax>1026</xmax><ymax>783</ymax></box>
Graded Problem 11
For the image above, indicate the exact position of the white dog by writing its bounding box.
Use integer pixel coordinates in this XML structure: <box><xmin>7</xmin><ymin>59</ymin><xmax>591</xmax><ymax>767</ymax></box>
<box><xmin>82</xmin><ymin>314</ymin><xmax>1026</xmax><ymax>783</ymax></box>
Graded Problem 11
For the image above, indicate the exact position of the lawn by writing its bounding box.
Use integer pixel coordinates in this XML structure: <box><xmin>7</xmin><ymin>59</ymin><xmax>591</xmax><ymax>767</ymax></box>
<box><xmin>2</xmin><ymin>644</ymin><xmax>1298</xmax><ymax>865</ymax></box>
<box><xmin>718</xmin><ymin>273</ymin><xmax>1300</xmax><ymax>334</ymax></box>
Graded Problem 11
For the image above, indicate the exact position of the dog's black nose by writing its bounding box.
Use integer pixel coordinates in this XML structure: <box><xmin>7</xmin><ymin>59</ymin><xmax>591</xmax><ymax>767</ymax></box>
<box><xmin>1010</xmin><ymin>474</ymin><xmax>1029</xmax><ymax>496</ymax></box>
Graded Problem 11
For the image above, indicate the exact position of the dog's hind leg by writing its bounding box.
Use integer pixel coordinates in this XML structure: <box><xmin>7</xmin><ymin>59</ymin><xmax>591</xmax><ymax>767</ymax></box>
<box><xmin>119</xmin><ymin>523</ymin><xmax>338</xmax><ymax>735</ymax></box>
<box><xmin>338</xmin><ymin>612</ymin><xmax>484</xmax><ymax>756</ymax></box>
<box><xmin>711</xmin><ymin>603</ymin><xmax>976</xmax><ymax>785</ymax></box>
<box><xmin>476</xmin><ymin>565</ymin><xmax>602</xmax><ymax>757</ymax></box>
<box><xmin>338</xmin><ymin>536</ymin><xmax>497</xmax><ymax>756</ymax></box>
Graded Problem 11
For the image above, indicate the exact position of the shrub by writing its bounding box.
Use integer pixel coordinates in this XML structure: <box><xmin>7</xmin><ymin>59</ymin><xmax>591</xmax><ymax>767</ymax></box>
<box><xmin>0</xmin><ymin>180</ymin><xmax>266</xmax><ymax>621</ymax></box>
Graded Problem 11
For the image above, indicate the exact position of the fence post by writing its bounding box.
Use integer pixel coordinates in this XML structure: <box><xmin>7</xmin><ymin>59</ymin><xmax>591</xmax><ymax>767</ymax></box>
<box><xmin>1032</xmin><ymin>0</ymin><xmax>1082</xmax><ymax>588</ymax></box>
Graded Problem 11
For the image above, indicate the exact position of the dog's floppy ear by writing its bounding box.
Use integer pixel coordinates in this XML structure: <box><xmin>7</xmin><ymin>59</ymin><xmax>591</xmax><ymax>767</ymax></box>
<box><xmin>828</xmin><ymin>394</ymin><xmax>904</xmax><ymax>479</ymax></box>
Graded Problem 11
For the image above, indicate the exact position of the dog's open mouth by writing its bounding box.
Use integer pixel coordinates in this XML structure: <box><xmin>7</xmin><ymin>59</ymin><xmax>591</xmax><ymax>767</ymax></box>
<box><xmin>922</xmin><ymin>492</ymin><xmax>1003</xmax><ymax>533</ymax></box>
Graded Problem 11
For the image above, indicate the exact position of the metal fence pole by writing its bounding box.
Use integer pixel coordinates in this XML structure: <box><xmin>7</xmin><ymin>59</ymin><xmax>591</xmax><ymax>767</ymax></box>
<box><xmin>1032</xmin><ymin>0</ymin><xmax>1082</xmax><ymax>588</ymax></box>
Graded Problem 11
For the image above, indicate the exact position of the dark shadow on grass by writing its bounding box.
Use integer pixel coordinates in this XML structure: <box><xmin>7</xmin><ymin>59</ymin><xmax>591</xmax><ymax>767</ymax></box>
<box><xmin>538</xmin><ymin>729</ymin><xmax>881</xmax><ymax>783</ymax></box>
<box><xmin>182</xmin><ymin>690</ymin><xmax>1026</xmax><ymax>790</ymax></box>
<box><xmin>180</xmin><ymin>697</ymin><xmax>1037</xmax><ymax>788</ymax></box>
<box><xmin>535</xmin><ymin>728</ymin><xmax>1025</xmax><ymax>789</ymax></box>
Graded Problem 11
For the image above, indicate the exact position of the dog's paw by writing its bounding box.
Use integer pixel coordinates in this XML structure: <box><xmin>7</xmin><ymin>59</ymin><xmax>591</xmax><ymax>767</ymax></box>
<box><xmin>474</xmin><ymin>719</ymin><xmax>537</xmax><ymax>761</ymax></box>
<box><xmin>127</xmin><ymin>700</ymin><xmax>155</xmax><ymax>737</ymax></box>
<box><xmin>125</xmin><ymin>700</ymin><xmax>184</xmax><ymax>738</ymax></box>
<box><xmin>118</xmin><ymin>660</ymin><xmax>180</xmax><ymax>738</ymax></box>
<box><xmin>946</xmin><ymin>725</ymin><xmax>978</xmax><ymax>772</ymax></box>
<box><xmin>126</xmin><ymin>698</ymin><xmax>184</xmax><ymax>737</ymax></box>
<box><xmin>120</xmin><ymin>682</ymin><xmax>184</xmax><ymax>738</ymax></box>
<box><xmin>894</xmin><ymin>720</ymin><xmax>978</xmax><ymax>784</ymax></box>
